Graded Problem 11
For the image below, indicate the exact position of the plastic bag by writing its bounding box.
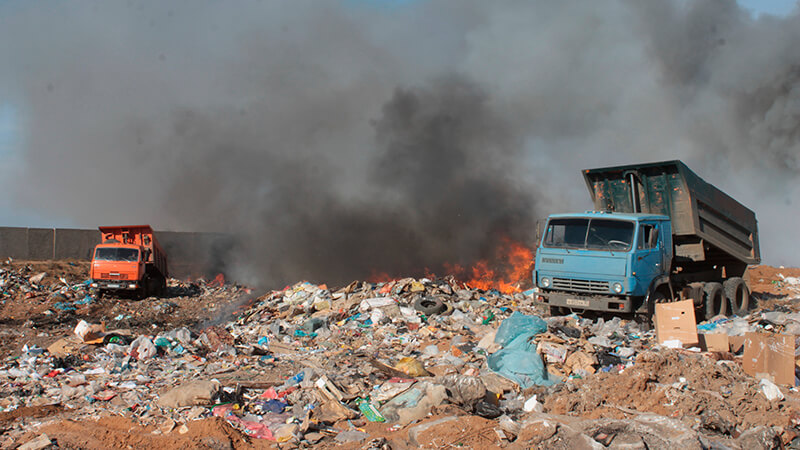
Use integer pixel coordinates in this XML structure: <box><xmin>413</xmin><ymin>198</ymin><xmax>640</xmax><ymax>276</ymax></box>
<box><xmin>474</xmin><ymin>400</ymin><xmax>502</xmax><ymax>418</ymax></box>
<box><xmin>759</xmin><ymin>379</ymin><xmax>784</xmax><ymax>401</ymax></box>
<box><xmin>129</xmin><ymin>336</ymin><xmax>156</xmax><ymax>360</ymax></box>
<box><xmin>439</xmin><ymin>374</ymin><xmax>486</xmax><ymax>406</ymax></box>
<box><xmin>394</xmin><ymin>357</ymin><xmax>430</xmax><ymax>377</ymax></box>
<box><xmin>488</xmin><ymin>312</ymin><xmax>553</xmax><ymax>388</ymax></box>
<box><xmin>494</xmin><ymin>312</ymin><xmax>547</xmax><ymax>347</ymax></box>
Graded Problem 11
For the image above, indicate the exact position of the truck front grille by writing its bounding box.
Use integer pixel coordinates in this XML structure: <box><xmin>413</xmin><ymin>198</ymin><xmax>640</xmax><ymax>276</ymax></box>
<box><xmin>100</xmin><ymin>273</ymin><xmax>129</xmax><ymax>280</ymax></box>
<box><xmin>552</xmin><ymin>278</ymin><xmax>609</xmax><ymax>293</ymax></box>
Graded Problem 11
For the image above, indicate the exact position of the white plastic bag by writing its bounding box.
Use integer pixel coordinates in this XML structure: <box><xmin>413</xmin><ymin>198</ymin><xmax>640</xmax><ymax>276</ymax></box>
<box><xmin>759</xmin><ymin>378</ymin><xmax>784</xmax><ymax>401</ymax></box>
<box><xmin>129</xmin><ymin>336</ymin><xmax>157</xmax><ymax>360</ymax></box>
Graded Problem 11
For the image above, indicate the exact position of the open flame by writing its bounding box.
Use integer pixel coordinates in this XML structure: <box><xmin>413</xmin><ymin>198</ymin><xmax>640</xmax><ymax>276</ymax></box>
<box><xmin>365</xmin><ymin>236</ymin><xmax>534</xmax><ymax>294</ymax></box>
<box><xmin>367</xmin><ymin>270</ymin><xmax>395</xmax><ymax>283</ymax></box>
<box><xmin>448</xmin><ymin>237</ymin><xmax>535</xmax><ymax>294</ymax></box>
<box><xmin>209</xmin><ymin>273</ymin><xmax>226</xmax><ymax>287</ymax></box>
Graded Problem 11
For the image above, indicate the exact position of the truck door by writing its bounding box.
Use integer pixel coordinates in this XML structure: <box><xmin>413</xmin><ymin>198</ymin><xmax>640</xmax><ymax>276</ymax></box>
<box><xmin>634</xmin><ymin>222</ymin><xmax>665</xmax><ymax>294</ymax></box>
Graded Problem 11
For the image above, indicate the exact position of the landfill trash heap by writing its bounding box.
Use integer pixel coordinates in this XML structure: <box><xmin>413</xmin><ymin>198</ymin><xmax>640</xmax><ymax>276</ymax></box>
<box><xmin>1</xmin><ymin>264</ymin><xmax>800</xmax><ymax>449</ymax></box>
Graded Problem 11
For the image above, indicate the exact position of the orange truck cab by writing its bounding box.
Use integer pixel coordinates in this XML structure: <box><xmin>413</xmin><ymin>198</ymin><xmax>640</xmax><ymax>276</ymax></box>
<box><xmin>89</xmin><ymin>225</ymin><xmax>168</xmax><ymax>298</ymax></box>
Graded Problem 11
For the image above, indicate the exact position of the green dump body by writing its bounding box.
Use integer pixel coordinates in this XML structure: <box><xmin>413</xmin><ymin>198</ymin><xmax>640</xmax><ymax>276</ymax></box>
<box><xmin>583</xmin><ymin>160</ymin><xmax>760</xmax><ymax>274</ymax></box>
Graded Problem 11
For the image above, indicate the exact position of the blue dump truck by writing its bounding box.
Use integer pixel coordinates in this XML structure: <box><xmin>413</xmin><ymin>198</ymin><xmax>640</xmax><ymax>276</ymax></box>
<box><xmin>534</xmin><ymin>161</ymin><xmax>760</xmax><ymax>319</ymax></box>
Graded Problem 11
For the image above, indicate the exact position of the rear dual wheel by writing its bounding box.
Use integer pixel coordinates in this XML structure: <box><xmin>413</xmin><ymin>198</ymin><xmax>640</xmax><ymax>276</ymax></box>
<box><xmin>703</xmin><ymin>278</ymin><xmax>751</xmax><ymax>318</ymax></box>
<box><xmin>703</xmin><ymin>282</ymin><xmax>726</xmax><ymax>319</ymax></box>
<box><xmin>724</xmin><ymin>277</ymin><xmax>750</xmax><ymax>316</ymax></box>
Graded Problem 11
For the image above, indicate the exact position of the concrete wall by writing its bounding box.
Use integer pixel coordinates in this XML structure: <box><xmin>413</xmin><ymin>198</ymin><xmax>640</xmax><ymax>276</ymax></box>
<box><xmin>55</xmin><ymin>228</ymin><xmax>98</xmax><ymax>260</ymax></box>
<box><xmin>0</xmin><ymin>227</ymin><xmax>230</xmax><ymax>279</ymax></box>
<box><xmin>0</xmin><ymin>227</ymin><xmax>28</xmax><ymax>259</ymax></box>
<box><xmin>28</xmin><ymin>228</ymin><xmax>55</xmax><ymax>260</ymax></box>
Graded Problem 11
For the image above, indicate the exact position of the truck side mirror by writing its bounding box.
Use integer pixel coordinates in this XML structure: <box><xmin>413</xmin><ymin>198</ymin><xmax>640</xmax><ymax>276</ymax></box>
<box><xmin>536</xmin><ymin>219</ymin><xmax>545</xmax><ymax>243</ymax></box>
<box><xmin>650</xmin><ymin>227</ymin><xmax>659</xmax><ymax>248</ymax></box>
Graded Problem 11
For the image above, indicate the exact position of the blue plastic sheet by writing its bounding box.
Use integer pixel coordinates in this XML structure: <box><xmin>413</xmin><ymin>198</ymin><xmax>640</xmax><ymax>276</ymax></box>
<box><xmin>493</xmin><ymin>311</ymin><xmax>547</xmax><ymax>346</ymax></box>
<box><xmin>487</xmin><ymin>312</ymin><xmax>553</xmax><ymax>387</ymax></box>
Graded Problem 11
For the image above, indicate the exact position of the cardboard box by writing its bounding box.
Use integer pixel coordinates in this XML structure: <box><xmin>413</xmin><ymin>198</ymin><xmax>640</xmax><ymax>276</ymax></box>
<box><xmin>699</xmin><ymin>333</ymin><xmax>729</xmax><ymax>352</ymax></box>
<box><xmin>742</xmin><ymin>332</ymin><xmax>795</xmax><ymax>386</ymax></box>
<box><xmin>655</xmin><ymin>300</ymin><xmax>699</xmax><ymax>347</ymax></box>
<box><xmin>729</xmin><ymin>335</ymin><xmax>746</xmax><ymax>353</ymax></box>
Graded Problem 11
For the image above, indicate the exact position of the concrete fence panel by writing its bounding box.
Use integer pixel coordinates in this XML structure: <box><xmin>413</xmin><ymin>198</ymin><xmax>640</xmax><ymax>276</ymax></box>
<box><xmin>27</xmin><ymin>228</ymin><xmax>55</xmax><ymax>260</ymax></box>
<box><xmin>55</xmin><ymin>229</ymin><xmax>99</xmax><ymax>260</ymax></box>
<box><xmin>0</xmin><ymin>227</ymin><xmax>29</xmax><ymax>259</ymax></box>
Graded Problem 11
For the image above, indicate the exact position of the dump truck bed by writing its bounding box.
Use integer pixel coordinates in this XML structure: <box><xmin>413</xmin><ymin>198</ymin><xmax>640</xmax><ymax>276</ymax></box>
<box><xmin>583</xmin><ymin>160</ymin><xmax>760</xmax><ymax>266</ymax></box>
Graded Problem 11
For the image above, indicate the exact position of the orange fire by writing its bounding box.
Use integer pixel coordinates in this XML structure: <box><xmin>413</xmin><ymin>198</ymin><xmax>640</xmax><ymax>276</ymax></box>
<box><xmin>209</xmin><ymin>273</ymin><xmax>225</xmax><ymax>287</ymax></box>
<box><xmin>451</xmin><ymin>237</ymin><xmax>534</xmax><ymax>294</ymax></box>
<box><xmin>364</xmin><ymin>237</ymin><xmax>534</xmax><ymax>294</ymax></box>
<box><xmin>367</xmin><ymin>270</ymin><xmax>395</xmax><ymax>283</ymax></box>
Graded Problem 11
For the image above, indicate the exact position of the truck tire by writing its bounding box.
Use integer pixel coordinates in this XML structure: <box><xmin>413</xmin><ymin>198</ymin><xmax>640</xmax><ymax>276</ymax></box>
<box><xmin>703</xmin><ymin>282</ymin><xmax>726</xmax><ymax>318</ymax></box>
<box><xmin>647</xmin><ymin>290</ymin><xmax>668</xmax><ymax>318</ymax></box>
<box><xmin>687</xmin><ymin>282</ymin><xmax>705</xmax><ymax>308</ymax></box>
<box><xmin>413</xmin><ymin>296</ymin><xmax>445</xmax><ymax>315</ymax></box>
<box><xmin>724</xmin><ymin>277</ymin><xmax>750</xmax><ymax>316</ymax></box>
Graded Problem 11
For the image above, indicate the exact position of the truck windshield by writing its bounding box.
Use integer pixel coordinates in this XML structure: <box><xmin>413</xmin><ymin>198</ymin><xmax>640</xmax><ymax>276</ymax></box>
<box><xmin>94</xmin><ymin>247</ymin><xmax>139</xmax><ymax>262</ymax></box>
<box><xmin>543</xmin><ymin>218</ymin><xmax>634</xmax><ymax>251</ymax></box>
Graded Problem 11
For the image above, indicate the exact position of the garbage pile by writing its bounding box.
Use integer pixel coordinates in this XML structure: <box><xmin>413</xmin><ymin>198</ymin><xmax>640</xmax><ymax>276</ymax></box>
<box><xmin>1</xmin><ymin>270</ymin><xmax>800</xmax><ymax>448</ymax></box>
<box><xmin>0</xmin><ymin>260</ymin><xmax>94</xmax><ymax>311</ymax></box>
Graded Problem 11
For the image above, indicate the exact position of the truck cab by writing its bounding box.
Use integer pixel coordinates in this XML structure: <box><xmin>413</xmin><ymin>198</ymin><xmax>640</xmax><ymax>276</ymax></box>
<box><xmin>534</xmin><ymin>211</ymin><xmax>672</xmax><ymax>313</ymax></box>
<box><xmin>90</xmin><ymin>243</ymin><xmax>146</xmax><ymax>291</ymax></box>
<box><xmin>89</xmin><ymin>225</ymin><xmax>168</xmax><ymax>298</ymax></box>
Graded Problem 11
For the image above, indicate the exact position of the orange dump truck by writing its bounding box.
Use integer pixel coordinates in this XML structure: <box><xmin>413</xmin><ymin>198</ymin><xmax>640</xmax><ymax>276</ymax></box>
<box><xmin>89</xmin><ymin>225</ymin><xmax>168</xmax><ymax>298</ymax></box>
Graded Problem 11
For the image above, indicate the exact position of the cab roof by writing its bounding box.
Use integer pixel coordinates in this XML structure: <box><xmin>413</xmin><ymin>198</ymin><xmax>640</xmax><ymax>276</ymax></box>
<box><xmin>548</xmin><ymin>211</ymin><xmax>669</xmax><ymax>221</ymax></box>
<box><xmin>95</xmin><ymin>242</ymin><xmax>140</xmax><ymax>248</ymax></box>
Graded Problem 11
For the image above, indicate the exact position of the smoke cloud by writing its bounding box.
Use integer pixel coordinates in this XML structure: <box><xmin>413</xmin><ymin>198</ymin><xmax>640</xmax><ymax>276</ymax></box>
<box><xmin>0</xmin><ymin>1</ymin><xmax>798</xmax><ymax>286</ymax></box>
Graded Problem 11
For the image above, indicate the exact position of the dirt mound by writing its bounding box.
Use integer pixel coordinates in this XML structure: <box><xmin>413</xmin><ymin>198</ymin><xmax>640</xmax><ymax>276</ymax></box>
<box><xmin>544</xmin><ymin>349</ymin><xmax>793</xmax><ymax>434</ymax></box>
<box><xmin>29</xmin><ymin>416</ymin><xmax>265</xmax><ymax>449</ymax></box>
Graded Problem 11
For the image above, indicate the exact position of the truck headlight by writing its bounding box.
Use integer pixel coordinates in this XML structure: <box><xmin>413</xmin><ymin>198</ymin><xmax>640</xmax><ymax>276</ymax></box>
<box><xmin>128</xmin><ymin>283</ymin><xmax>137</xmax><ymax>289</ymax></box>
<box><xmin>612</xmin><ymin>282</ymin><xmax>623</xmax><ymax>294</ymax></box>
<box><xmin>540</xmin><ymin>277</ymin><xmax>551</xmax><ymax>288</ymax></box>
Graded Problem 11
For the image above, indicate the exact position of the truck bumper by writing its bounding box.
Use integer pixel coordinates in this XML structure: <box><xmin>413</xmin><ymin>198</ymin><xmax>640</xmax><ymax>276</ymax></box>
<box><xmin>537</xmin><ymin>290</ymin><xmax>633</xmax><ymax>313</ymax></box>
<box><xmin>91</xmin><ymin>280</ymin><xmax>139</xmax><ymax>290</ymax></box>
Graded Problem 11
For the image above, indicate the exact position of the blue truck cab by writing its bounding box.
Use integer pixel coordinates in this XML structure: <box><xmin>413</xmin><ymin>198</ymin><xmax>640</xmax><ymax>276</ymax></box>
<box><xmin>534</xmin><ymin>211</ymin><xmax>672</xmax><ymax>313</ymax></box>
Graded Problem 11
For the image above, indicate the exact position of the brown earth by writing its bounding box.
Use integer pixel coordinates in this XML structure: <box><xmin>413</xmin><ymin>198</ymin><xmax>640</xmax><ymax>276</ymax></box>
<box><xmin>33</xmin><ymin>416</ymin><xmax>272</xmax><ymax>450</ymax></box>
<box><xmin>543</xmin><ymin>349</ymin><xmax>794</xmax><ymax>433</ymax></box>
<box><xmin>750</xmin><ymin>265</ymin><xmax>800</xmax><ymax>297</ymax></box>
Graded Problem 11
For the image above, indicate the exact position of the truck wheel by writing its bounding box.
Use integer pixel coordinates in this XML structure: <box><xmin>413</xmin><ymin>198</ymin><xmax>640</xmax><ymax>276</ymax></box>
<box><xmin>687</xmin><ymin>282</ymin><xmax>705</xmax><ymax>308</ymax></box>
<box><xmin>647</xmin><ymin>290</ymin><xmax>668</xmax><ymax>318</ymax></box>
<box><xmin>160</xmin><ymin>276</ymin><xmax>167</xmax><ymax>296</ymax></box>
<box><xmin>703</xmin><ymin>282</ymin><xmax>726</xmax><ymax>318</ymax></box>
<box><xmin>143</xmin><ymin>276</ymin><xmax>151</xmax><ymax>299</ymax></box>
<box><xmin>724</xmin><ymin>277</ymin><xmax>750</xmax><ymax>316</ymax></box>
<box><xmin>549</xmin><ymin>306</ymin><xmax>567</xmax><ymax>316</ymax></box>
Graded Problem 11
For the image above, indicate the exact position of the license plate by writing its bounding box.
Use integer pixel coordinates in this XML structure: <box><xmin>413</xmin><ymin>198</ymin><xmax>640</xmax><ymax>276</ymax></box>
<box><xmin>566</xmin><ymin>298</ymin><xmax>590</xmax><ymax>307</ymax></box>
<box><xmin>107</xmin><ymin>283</ymin><xmax>120</xmax><ymax>288</ymax></box>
